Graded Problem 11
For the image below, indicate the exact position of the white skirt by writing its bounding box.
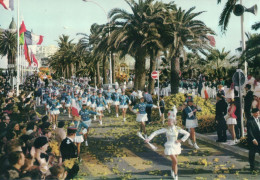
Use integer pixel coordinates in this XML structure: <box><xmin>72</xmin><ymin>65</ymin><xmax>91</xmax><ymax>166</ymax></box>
<box><xmin>51</xmin><ymin>109</ymin><xmax>60</xmax><ymax>115</ymax></box>
<box><xmin>164</xmin><ymin>142</ymin><xmax>181</xmax><ymax>155</ymax></box>
<box><xmin>74</xmin><ymin>135</ymin><xmax>84</xmax><ymax>143</ymax></box>
<box><xmin>106</xmin><ymin>100</ymin><xmax>113</xmax><ymax>104</ymax></box>
<box><xmin>226</xmin><ymin>118</ymin><xmax>237</xmax><ymax>125</ymax></box>
<box><xmin>113</xmin><ymin>101</ymin><xmax>120</xmax><ymax>106</ymax></box>
<box><xmin>96</xmin><ymin>106</ymin><xmax>105</xmax><ymax>111</ymax></box>
<box><xmin>83</xmin><ymin>120</ymin><xmax>92</xmax><ymax>127</ymax></box>
<box><xmin>91</xmin><ymin>103</ymin><xmax>96</xmax><ymax>108</ymax></box>
<box><xmin>119</xmin><ymin>105</ymin><xmax>128</xmax><ymax>109</ymax></box>
<box><xmin>65</xmin><ymin>103</ymin><xmax>71</xmax><ymax>107</ymax></box>
<box><xmin>61</xmin><ymin>100</ymin><xmax>65</xmax><ymax>103</ymax></box>
<box><xmin>136</xmin><ymin>114</ymin><xmax>148</xmax><ymax>122</ymax></box>
<box><xmin>42</xmin><ymin>101</ymin><xmax>47</xmax><ymax>104</ymax></box>
<box><xmin>185</xmin><ymin>119</ymin><xmax>198</xmax><ymax>128</ymax></box>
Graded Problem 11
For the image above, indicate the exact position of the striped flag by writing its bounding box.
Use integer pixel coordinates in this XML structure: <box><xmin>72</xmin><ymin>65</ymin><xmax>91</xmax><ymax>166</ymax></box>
<box><xmin>25</xmin><ymin>31</ymin><xmax>44</xmax><ymax>45</ymax></box>
<box><xmin>0</xmin><ymin>0</ymin><xmax>14</xmax><ymax>10</ymax></box>
<box><xmin>24</xmin><ymin>40</ymin><xmax>31</xmax><ymax>66</ymax></box>
<box><xmin>19</xmin><ymin>21</ymin><xmax>27</xmax><ymax>45</ymax></box>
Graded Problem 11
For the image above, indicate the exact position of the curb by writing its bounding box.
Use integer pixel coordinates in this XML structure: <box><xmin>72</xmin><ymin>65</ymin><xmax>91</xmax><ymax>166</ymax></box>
<box><xmin>196</xmin><ymin>133</ymin><xmax>260</xmax><ymax>163</ymax></box>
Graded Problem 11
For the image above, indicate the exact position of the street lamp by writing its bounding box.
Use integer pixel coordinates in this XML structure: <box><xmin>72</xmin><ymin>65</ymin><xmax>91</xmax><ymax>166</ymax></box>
<box><xmin>233</xmin><ymin>0</ymin><xmax>258</xmax><ymax>77</ymax></box>
<box><xmin>82</xmin><ymin>0</ymin><xmax>113</xmax><ymax>88</ymax></box>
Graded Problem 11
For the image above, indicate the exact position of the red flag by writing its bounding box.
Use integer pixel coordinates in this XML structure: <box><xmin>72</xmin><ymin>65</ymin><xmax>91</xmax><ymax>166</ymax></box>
<box><xmin>0</xmin><ymin>0</ymin><xmax>14</xmax><ymax>10</ymax></box>
<box><xmin>32</xmin><ymin>54</ymin><xmax>38</xmax><ymax>67</ymax></box>
<box><xmin>19</xmin><ymin>21</ymin><xmax>26</xmax><ymax>35</ymax></box>
<box><xmin>207</xmin><ymin>35</ymin><xmax>216</xmax><ymax>47</ymax></box>
<box><xmin>24</xmin><ymin>40</ymin><xmax>31</xmax><ymax>66</ymax></box>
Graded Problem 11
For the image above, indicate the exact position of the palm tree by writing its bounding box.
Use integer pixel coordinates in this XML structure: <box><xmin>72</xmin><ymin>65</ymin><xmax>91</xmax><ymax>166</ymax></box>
<box><xmin>162</xmin><ymin>7</ymin><xmax>215</xmax><ymax>94</ymax></box>
<box><xmin>0</xmin><ymin>30</ymin><xmax>17</xmax><ymax>65</ymax></box>
<box><xmin>241</xmin><ymin>23</ymin><xmax>260</xmax><ymax>76</ymax></box>
<box><xmin>252</xmin><ymin>21</ymin><xmax>260</xmax><ymax>30</ymax></box>
<box><xmin>108</xmin><ymin>0</ymin><xmax>164</xmax><ymax>90</ymax></box>
<box><xmin>207</xmin><ymin>48</ymin><xmax>236</xmax><ymax>69</ymax></box>
<box><xmin>217</xmin><ymin>0</ymin><xmax>238</xmax><ymax>32</ymax></box>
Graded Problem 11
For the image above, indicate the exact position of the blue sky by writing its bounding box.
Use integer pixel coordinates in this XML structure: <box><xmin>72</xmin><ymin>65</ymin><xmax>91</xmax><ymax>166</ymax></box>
<box><xmin>0</xmin><ymin>0</ymin><xmax>259</xmax><ymax>55</ymax></box>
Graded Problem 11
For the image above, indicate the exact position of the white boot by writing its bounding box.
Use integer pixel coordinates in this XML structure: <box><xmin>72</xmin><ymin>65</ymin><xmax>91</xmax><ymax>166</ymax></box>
<box><xmin>188</xmin><ymin>139</ymin><xmax>193</xmax><ymax>146</ymax></box>
<box><xmin>108</xmin><ymin>109</ymin><xmax>111</xmax><ymax>113</ymax></box>
<box><xmin>94</xmin><ymin>115</ymin><xmax>96</xmax><ymax>120</ymax></box>
<box><xmin>171</xmin><ymin>170</ymin><xmax>175</xmax><ymax>179</ymax></box>
<box><xmin>116</xmin><ymin>114</ymin><xmax>118</xmax><ymax>118</ymax></box>
<box><xmin>175</xmin><ymin>175</ymin><xmax>178</xmax><ymax>180</ymax></box>
<box><xmin>85</xmin><ymin>140</ymin><xmax>88</xmax><ymax>146</ymax></box>
<box><xmin>99</xmin><ymin>120</ymin><xmax>102</xmax><ymax>125</ymax></box>
<box><xmin>69</xmin><ymin>114</ymin><xmax>72</xmax><ymax>118</ymax></box>
<box><xmin>123</xmin><ymin>118</ymin><xmax>126</xmax><ymax>122</ymax></box>
<box><xmin>193</xmin><ymin>143</ymin><xmax>200</xmax><ymax>149</ymax></box>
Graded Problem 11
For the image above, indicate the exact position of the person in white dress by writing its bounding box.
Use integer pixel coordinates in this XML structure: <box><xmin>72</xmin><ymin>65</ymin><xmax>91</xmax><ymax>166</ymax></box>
<box><xmin>145</xmin><ymin>106</ymin><xmax>190</xmax><ymax>180</ymax></box>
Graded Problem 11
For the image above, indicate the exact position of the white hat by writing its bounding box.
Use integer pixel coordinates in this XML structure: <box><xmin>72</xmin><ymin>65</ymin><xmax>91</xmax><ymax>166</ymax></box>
<box><xmin>168</xmin><ymin>106</ymin><xmax>177</xmax><ymax>120</ymax></box>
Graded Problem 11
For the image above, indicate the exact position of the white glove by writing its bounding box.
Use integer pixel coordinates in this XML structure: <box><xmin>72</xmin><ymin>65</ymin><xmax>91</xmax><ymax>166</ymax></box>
<box><xmin>188</xmin><ymin>112</ymin><xmax>193</xmax><ymax>118</ymax></box>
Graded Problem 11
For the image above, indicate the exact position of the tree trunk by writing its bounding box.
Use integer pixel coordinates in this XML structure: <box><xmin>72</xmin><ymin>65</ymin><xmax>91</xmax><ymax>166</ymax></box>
<box><xmin>96</xmin><ymin>62</ymin><xmax>101</xmax><ymax>86</ymax></box>
<box><xmin>103</xmin><ymin>56</ymin><xmax>108</xmax><ymax>84</ymax></box>
<box><xmin>111</xmin><ymin>52</ymin><xmax>115</xmax><ymax>83</ymax></box>
<box><xmin>170</xmin><ymin>55</ymin><xmax>180</xmax><ymax>94</ymax></box>
<box><xmin>134</xmin><ymin>51</ymin><xmax>146</xmax><ymax>91</ymax></box>
<box><xmin>148</xmin><ymin>54</ymin><xmax>156</xmax><ymax>94</ymax></box>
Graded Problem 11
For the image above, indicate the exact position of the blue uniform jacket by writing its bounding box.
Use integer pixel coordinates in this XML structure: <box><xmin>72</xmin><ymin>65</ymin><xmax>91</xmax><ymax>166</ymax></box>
<box><xmin>112</xmin><ymin>92</ymin><xmax>120</xmax><ymax>101</ymax></box>
<box><xmin>133</xmin><ymin>103</ymin><xmax>153</xmax><ymax>114</ymax></box>
<box><xmin>49</xmin><ymin>99</ymin><xmax>60</xmax><ymax>111</ymax></box>
<box><xmin>65</xmin><ymin>95</ymin><xmax>72</xmax><ymax>104</ymax></box>
<box><xmin>79</xmin><ymin>109</ymin><xmax>97</xmax><ymax>121</ymax></box>
<box><xmin>90</xmin><ymin>95</ymin><xmax>97</xmax><ymax>104</ymax></box>
<box><xmin>96</xmin><ymin>97</ymin><xmax>107</xmax><ymax>107</ymax></box>
<box><xmin>119</xmin><ymin>95</ymin><xmax>130</xmax><ymax>105</ymax></box>
<box><xmin>74</xmin><ymin>121</ymin><xmax>89</xmax><ymax>136</ymax></box>
<box><xmin>184</xmin><ymin>105</ymin><xmax>197</xmax><ymax>120</ymax></box>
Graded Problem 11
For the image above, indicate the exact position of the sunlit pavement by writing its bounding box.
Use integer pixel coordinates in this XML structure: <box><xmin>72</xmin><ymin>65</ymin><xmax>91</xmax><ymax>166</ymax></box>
<box><xmin>55</xmin><ymin>109</ymin><xmax>260</xmax><ymax>180</ymax></box>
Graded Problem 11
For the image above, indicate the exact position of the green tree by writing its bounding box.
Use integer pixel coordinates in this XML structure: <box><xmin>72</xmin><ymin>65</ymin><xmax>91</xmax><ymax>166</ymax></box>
<box><xmin>162</xmin><ymin>7</ymin><xmax>214</xmax><ymax>94</ymax></box>
<box><xmin>217</xmin><ymin>0</ymin><xmax>238</xmax><ymax>32</ymax></box>
<box><xmin>108</xmin><ymin>0</ymin><xmax>164</xmax><ymax>90</ymax></box>
<box><xmin>0</xmin><ymin>30</ymin><xmax>17</xmax><ymax>65</ymax></box>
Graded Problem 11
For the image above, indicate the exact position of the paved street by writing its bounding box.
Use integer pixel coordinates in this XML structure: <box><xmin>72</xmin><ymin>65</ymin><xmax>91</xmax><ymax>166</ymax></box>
<box><xmin>56</xmin><ymin>109</ymin><xmax>260</xmax><ymax>180</ymax></box>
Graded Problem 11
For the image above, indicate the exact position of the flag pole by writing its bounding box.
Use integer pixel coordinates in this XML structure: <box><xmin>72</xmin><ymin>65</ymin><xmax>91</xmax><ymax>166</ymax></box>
<box><xmin>16</xmin><ymin>0</ymin><xmax>20</xmax><ymax>96</ymax></box>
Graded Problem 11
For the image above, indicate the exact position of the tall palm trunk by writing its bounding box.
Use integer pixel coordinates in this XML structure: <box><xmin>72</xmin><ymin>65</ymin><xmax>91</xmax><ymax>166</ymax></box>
<box><xmin>111</xmin><ymin>52</ymin><xmax>115</xmax><ymax>83</ymax></box>
<box><xmin>96</xmin><ymin>62</ymin><xmax>101</xmax><ymax>86</ymax></box>
<box><xmin>170</xmin><ymin>55</ymin><xmax>180</xmax><ymax>94</ymax></box>
<box><xmin>148</xmin><ymin>53</ymin><xmax>156</xmax><ymax>94</ymax></box>
<box><xmin>134</xmin><ymin>50</ymin><xmax>146</xmax><ymax>90</ymax></box>
<box><xmin>103</xmin><ymin>56</ymin><xmax>108</xmax><ymax>84</ymax></box>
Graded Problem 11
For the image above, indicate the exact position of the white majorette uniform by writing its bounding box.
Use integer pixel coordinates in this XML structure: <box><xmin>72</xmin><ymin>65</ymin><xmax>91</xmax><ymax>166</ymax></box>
<box><xmin>104</xmin><ymin>90</ymin><xmax>113</xmax><ymax>104</ymax></box>
<box><xmin>90</xmin><ymin>93</ymin><xmax>97</xmax><ymax>108</ymax></box>
<box><xmin>147</xmin><ymin>126</ymin><xmax>190</xmax><ymax>155</ymax></box>
<box><xmin>112</xmin><ymin>91</ymin><xmax>120</xmax><ymax>106</ymax></box>
<box><xmin>96</xmin><ymin>96</ymin><xmax>107</xmax><ymax>111</ymax></box>
<box><xmin>49</xmin><ymin>98</ymin><xmax>61</xmax><ymax>115</ymax></box>
<box><xmin>119</xmin><ymin>94</ymin><xmax>130</xmax><ymax>109</ymax></box>
<box><xmin>65</xmin><ymin>94</ymin><xmax>72</xmax><ymax>107</ymax></box>
<box><xmin>133</xmin><ymin>103</ymin><xmax>154</xmax><ymax>122</ymax></box>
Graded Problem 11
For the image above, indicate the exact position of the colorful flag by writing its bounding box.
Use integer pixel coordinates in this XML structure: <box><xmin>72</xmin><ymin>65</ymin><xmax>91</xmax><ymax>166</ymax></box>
<box><xmin>19</xmin><ymin>32</ymin><xmax>25</xmax><ymax>45</ymax></box>
<box><xmin>0</xmin><ymin>0</ymin><xmax>14</xmax><ymax>10</ymax></box>
<box><xmin>31</xmin><ymin>33</ymin><xmax>44</xmax><ymax>45</ymax></box>
<box><xmin>19</xmin><ymin>21</ymin><xmax>26</xmax><ymax>35</ymax></box>
<box><xmin>24</xmin><ymin>40</ymin><xmax>31</xmax><ymax>66</ymax></box>
<box><xmin>24</xmin><ymin>31</ymin><xmax>44</xmax><ymax>45</ymax></box>
<box><xmin>31</xmin><ymin>52</ymin><xmax>38</xmax><ymax>67</ymax></box>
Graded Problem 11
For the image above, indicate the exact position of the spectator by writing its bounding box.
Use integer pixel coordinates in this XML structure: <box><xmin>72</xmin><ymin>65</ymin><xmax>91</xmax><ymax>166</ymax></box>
<box><xmin>244</xmin><ymin>84</ymin><xmax>254</xmax><ymax>120</ymax></box>
<box><xmin>247</xmin><ymin>108</ymin><xmax>260</xmax><ymax>171</ymax></box>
